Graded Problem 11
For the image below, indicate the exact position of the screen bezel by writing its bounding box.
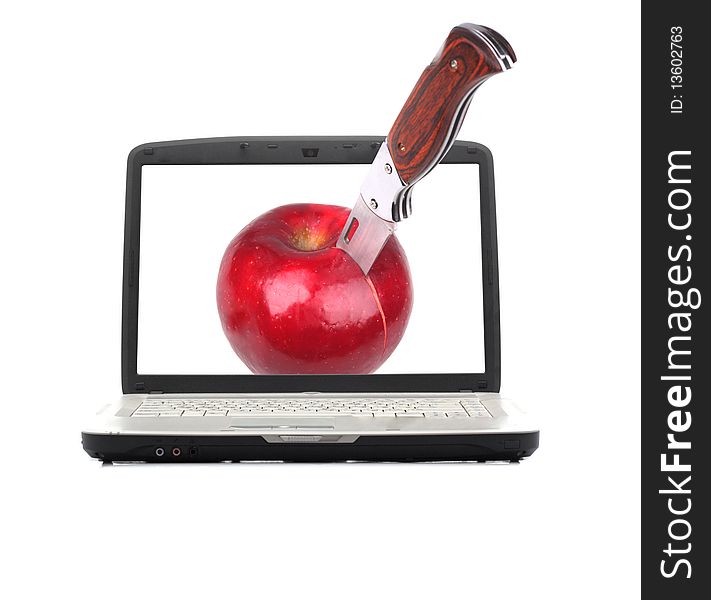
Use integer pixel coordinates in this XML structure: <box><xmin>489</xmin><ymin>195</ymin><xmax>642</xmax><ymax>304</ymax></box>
<box><xmin>121</xmin><ymin>137</ymin><xmax>501</xmax><ymax>394</ymax></box>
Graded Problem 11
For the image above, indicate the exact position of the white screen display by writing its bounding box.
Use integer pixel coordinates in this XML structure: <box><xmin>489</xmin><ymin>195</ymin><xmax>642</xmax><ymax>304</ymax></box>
<box><xmin>138</xmin><ymin>162</ymin><xmax>485</xmax><ymax>374</ymax></box>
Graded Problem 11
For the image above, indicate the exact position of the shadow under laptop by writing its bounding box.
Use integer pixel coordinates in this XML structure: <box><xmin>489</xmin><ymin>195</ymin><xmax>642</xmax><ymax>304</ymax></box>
<box><xmin>99</xmin><ymin>460</ymin><xmax>523</xmax><ymax>468</ymax></box>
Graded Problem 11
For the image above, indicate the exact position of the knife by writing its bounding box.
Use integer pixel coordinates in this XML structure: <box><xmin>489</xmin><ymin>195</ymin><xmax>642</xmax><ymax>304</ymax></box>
<box><xmin>336</xmin><ymin>23</ymin><xmax>516</xmax><ymax>273</ymax></box>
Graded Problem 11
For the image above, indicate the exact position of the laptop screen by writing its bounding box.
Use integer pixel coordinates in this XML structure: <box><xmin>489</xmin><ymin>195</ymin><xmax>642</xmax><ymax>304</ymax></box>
<box><xmin>137</xmin><ymin>161</ymin><xmax>485</xmax><ymax>376</ymax></box>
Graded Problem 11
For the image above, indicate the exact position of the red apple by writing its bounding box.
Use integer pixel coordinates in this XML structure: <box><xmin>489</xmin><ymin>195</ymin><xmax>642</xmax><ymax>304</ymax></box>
<box><xmin>216</xmin><ymin>203</ymin><xmax>413</xmax><ymax>374</ymax></box>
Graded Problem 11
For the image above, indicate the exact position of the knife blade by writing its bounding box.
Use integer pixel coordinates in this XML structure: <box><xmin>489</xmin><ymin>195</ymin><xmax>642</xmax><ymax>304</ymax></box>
<box><xmin>336</xmin><ymin>23</ymin><xmax>516</xmax><ymax>273</ymax></box>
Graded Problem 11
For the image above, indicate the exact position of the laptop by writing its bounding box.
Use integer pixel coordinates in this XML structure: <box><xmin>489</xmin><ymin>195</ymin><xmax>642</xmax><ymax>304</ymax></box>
<box><xmin>81</xmin><ymin>136</ymin><xmax>539</xmax><ymax>462</ymax></box>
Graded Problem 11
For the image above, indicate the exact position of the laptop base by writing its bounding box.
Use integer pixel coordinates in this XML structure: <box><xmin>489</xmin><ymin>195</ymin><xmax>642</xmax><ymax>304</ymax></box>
<box><xmin>82</xmin><ymin>431</ymin><xmax>539</xmax><ymax>463</ymax></box>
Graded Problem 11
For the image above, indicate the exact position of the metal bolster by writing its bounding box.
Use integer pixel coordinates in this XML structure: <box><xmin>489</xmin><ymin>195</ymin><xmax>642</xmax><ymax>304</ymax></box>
<box><xmin>359</xmin><ymin>142</ymin><xmax>407</xmax><ymax>222</ymax></box>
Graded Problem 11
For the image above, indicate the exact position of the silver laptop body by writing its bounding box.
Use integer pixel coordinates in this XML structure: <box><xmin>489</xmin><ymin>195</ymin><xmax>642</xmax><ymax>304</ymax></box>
<box><xmin>82</xmin><ymin>137</ymin><xmax>539</xmax><ymax>462</ymax></box>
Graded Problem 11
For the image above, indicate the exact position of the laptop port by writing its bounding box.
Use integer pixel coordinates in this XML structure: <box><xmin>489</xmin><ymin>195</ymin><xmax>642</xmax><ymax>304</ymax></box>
<box><xmin>155</xmin><ymin>447</ymin><xmax>165</xmax><ymax>457</ymax></box>
<box><xmin>172</xmin><ymin>447</ymin><xmax>181</xmax><ymax>457</ymax></box>
<box><xmin>188</xmin><ymin>446</ymin><xmax>198</xmax><ymax>457</ymax></box>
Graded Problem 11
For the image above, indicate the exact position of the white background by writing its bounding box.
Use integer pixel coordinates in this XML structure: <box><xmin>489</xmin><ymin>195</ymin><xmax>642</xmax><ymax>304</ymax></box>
<box><xmin>139</xmin><ymin>163</ymin><xmax>484</xmax><ymax>374</ymax></box>
<box><xmin>1</xmin><ymin>2</ymin><xmax>640</xmax><ymax>599</ymax></box>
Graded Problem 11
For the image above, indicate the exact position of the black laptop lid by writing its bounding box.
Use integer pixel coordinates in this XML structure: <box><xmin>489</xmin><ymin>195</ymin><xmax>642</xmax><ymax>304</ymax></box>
<box><xmin>121</xmin><ymin>137</ymin><xmax>501</xmax><ymax>394</ymax></box>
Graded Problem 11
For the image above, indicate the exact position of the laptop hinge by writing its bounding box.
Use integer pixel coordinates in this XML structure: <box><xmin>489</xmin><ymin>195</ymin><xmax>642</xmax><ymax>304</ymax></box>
<box><xmin>148</xmin><ymin>390</ymin><xmax>163</xmax><ymax>394</ymax></box>
<box><xmin>461</xmin><ymin>381</ymin><xmax>488</xmax><ymax>392</ymax></box>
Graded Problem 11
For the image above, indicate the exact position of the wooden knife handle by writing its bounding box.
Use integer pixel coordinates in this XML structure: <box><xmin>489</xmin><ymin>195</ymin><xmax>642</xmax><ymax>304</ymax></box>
<box><xmin>387</xmin><ymin>24</ymin><xmax>516</xmax><ymax>185</ymax></box>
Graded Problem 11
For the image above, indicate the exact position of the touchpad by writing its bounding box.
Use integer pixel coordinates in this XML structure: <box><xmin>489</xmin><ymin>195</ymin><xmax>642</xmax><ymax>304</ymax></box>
<box><xmin>227</xmin><ymin>417</ymin><xmax>336</xmax><ymax>429</ymax></box>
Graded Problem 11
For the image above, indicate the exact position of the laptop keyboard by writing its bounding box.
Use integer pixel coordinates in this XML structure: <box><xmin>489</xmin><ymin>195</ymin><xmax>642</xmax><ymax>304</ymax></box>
<box><xmin>130</xmin><ymin>397</ymin><xmax>492</xmax><ymax>418</ymax></box>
